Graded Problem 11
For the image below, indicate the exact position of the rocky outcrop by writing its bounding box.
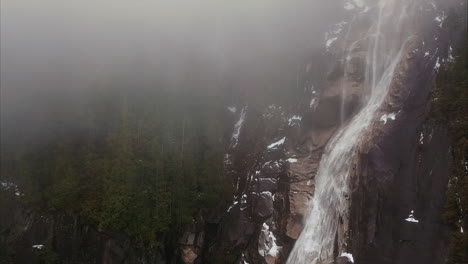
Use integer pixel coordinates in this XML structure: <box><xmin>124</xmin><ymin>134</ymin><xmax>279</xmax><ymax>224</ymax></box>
<box><xmin>179</xmin><ymin>230</ymin><xmax>204</xmax><ymax>264</ymax></box>
<box><xmin>2</xmin><ymin>1</ymin><xmax>464</xmax><ymax>264</ymax></box>
<box><xmin>345</xmin><ymin>37</ymin><xmax>453</xmax><ymax>263</ymax></box>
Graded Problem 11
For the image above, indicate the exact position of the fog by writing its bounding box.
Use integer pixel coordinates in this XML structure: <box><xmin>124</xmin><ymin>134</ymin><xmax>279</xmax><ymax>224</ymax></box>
<box><xmin>1</xmin><ymin>0</ymin><xmax>342</xmax><ymax>147</ymax></box>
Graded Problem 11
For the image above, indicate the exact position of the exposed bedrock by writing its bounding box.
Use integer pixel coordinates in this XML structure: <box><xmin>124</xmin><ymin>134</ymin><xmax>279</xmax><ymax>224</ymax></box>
<box><xmin>346</xmin><ymin>43</ymin><xmax>452</xmax><ymax>263</ymax></box>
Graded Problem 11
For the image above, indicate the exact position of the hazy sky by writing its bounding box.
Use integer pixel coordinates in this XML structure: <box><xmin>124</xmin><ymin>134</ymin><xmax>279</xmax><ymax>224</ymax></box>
<box><xmin>1</xmin><ymin>0</ymin><xmax>342</xmax><ymax>146</ymax></box>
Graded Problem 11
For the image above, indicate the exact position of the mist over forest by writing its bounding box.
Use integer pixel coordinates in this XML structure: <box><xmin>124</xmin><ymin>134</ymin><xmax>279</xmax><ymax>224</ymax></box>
<box><xmin>1</xmin><ymin>0</ymin><xmax>342</xmax><ymax>148</ymax></box>
<box><xmin>1</xmin><ymin>0</ymin><xmax>466</xmax><ymax>264</ymax></box>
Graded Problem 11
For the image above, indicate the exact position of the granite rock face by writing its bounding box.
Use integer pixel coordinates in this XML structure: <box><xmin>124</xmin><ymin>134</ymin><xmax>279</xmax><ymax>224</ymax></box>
<box><xmin>198</xmin><ymin>1</ymin><xmax>464</xmax><ymax>262</ymax></box>
<box><xmin>1</xmin><ymin>0</ymin><xmax>465</xmax><ymax>263</ymax></box>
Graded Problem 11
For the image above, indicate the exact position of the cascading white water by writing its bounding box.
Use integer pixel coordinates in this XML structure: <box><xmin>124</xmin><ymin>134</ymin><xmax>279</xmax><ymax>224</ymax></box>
<box><xmin>339</xmin><ymin>39</ymin><xmax>358</xmax><ymax>125</ymax></box>
<box><xmin>288</xmin><ymin>1</ymin><xmax>415</xmax><ymax>263</ymax></box>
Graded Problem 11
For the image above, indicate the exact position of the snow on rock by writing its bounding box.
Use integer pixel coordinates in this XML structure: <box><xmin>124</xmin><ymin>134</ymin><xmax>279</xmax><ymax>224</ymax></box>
<box><xmin>341</xmin><ymin>252</ymin><xmax>354</xmax><ymax>263</ymax></box>
<box><xmin>447</xmin><ymin>46</ymin><xmax>455</xmax><ymax>63</ymax></box>
<box><xmin>344</xmin><ymin>0</ymin><xmax>368</xmax><ymax>12</ymax></box>
<box><xmin>424</xmin><ymin>51</ymin><xmax>430</xmax><ymax>57</ymax></box>
<box><xmin>258</xmin><ymin>222</ymin><xmax>282</xmax><ymax>261</ymax></box>
<box><xmin>329</xmin><ymin>21</ymin><xmax>347</xmax><ymax>35</ymax></box>
<box><xmin>241</xmin><ymin>253</ymin><xmax>250</xmax><ymax>264</ymax></box>
<box><xmin>434</xmin><ymin>57</ymin><xmax>441</xmax><ymax>71</ymax></box>
<box><xmin>224</xmin><ymin>153</ymin><xmax>231</xmax><ymax>165</ymax></box>
<box><xmin>267</xmin><ymin>137</ymin><xmax>286</xmax><ymax>149</ymax></box>
<box><xmin>240</xmin><ymin>194</ymin><xmax>248</xmax><ymax>210</ymax></box>
<box><xmin>227</xmin><ymin>106</ymin><xmax>237</xmax><ymax>113</ymax></box>
<box><xmin>406</xmin><ymin>217</ymin><xmax>419</xmax><ymax>223</ymax></box>
<box><xmin>419</xmin><ymin>132</ymin><xmax>424</xmax><ymax>145</ymax></box>
<box><xmin>226</xmin><ymin>201</ymin><xmax>239</xmax><ymax>213</ymax></box>
<box><xmin>405</xmin><ymin>210</ymin><xmax>420</xmax><ymax>223</ymax></box>
<box><xmin>32</xmin><ymin>245</ymin><xmax>45</xmax><ymax>250</ymax></box>
<box><xmin>1</xmin><ymin>180</ymin><xmax>22</xmax><ymax>196</ymax></box>
<box><xmin>287</xmin><ymin>158</ymin><xmax>298</xmax><ymax>163</ymax></box>
<box><xmin>308</xmin><ymin>86</ymin><xmax>318</xmax><ymax>109</ymax></box>
<box><xmin>435</xmin><ymin>12</ymin><xmax>446</xmax><ymax>27</ymax></box>
<box><xmin>263</xmin><ymin>104</ymin><xmax>286</xmax><ymax>120</ymax></box>
<box><xmin>380</xmin><ymin>113</ymin><xmax>397</xmax><ymax>124</ymax></box>
<box><xmin>326</xmin><ymin>37</ymin><xmax>338</xmax><ymax>50</ymax></box>
<box><xmin>310</xmin><ymin>98</ymin><xmax>317</xmax><ymax>109</ymax></box>
<box><xmin>261</xmin><ymin>191</ymin><xmax>273</xmax><ymax>198</ymax></box>
<box><xmin>227</xmin><ymin>194</ymin><xmax>249</xmax><ymax>213</ymax></box>
<box><xmin>324</xmin><ymin>21</ymin><xmax>346</xmax><ymax>50</ymax></box>
<box><xmin>288</xmin><ymin>115</ymin><xmax>302</xmax><ymax>126</ymax></box>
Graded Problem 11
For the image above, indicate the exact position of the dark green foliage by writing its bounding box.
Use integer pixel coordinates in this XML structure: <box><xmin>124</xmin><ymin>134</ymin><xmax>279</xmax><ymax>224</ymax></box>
<box><xmin>429</xmin><ymin>26</ymin><xmax>468</xmax><ymax>263</ymax></box>
<box><xmin>0</xmin><ymin>227</ymin><xmax>13</xmax><ymax>264</ymax></box>
<box><xmin>0</xmin><ymin>88</ymin><xmax>234</xmax><ymax>256</ymax></box>
<box><xmin>37</xmin><ymin>244</ymin><xmax>60</xmax><ymax>264</ymax></box>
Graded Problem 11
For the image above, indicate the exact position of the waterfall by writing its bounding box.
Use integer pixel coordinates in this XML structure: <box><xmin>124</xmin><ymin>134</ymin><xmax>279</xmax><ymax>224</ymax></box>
<box><xmin>340</xmin><ymin>39</ymin><xmax>358</xmax><ymax>125</ymax></box>
<box><xmin>287</xmin><ymin>1</ymin><xmax>414</xmax><ymax>263</ymax></box>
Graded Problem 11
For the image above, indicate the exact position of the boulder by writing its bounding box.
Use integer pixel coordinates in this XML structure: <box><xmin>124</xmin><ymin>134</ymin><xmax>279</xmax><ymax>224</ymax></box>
<box><xmin>251</xmin><ymin>192</ymin><xmax>274</xmax><ymax>219</ymax></box>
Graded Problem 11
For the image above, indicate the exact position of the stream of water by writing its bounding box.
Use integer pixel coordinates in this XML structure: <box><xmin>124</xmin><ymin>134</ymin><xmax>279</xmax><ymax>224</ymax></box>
<box><xmin>287</xmin><ymin>0</ymin><xmax>415</xmax><ymax>263</ymax></box>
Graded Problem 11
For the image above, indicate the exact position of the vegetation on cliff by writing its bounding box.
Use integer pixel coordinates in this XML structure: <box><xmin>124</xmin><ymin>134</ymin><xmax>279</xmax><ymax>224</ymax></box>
<box><xmin>429</xmin><ymin>20</ymin><xmax>468</xmax><ymax>263</ymax></box>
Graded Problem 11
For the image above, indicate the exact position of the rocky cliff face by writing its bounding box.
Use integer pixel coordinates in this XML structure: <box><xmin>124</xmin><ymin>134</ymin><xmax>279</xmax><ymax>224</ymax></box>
<box><xmin>183</xmin><ymin>1</ymin><xmax>465</xmax><ymax>264</ymax></box>
<box><xmin>1</xmin><ymin>1</ymin><xmax>465</xmax><ymax>264</ymax></box>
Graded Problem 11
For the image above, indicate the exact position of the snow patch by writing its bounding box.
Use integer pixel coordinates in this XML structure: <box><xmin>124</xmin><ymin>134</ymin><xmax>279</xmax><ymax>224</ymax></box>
<box><xmin>262</xmin><ymin>104</ymin><xmax>285</xmax><ymax>120</ymax></box>
<box><xmin>435</xmin><ymin>12</ymin><xmax>446</xmax><ymax>27</ymax></box>
<box><xmin>227</xmin><ymin>201</ymin><xmax>239</xmax><ymax>213</ymax></box>
<box><xmin>448</xmin><ymin>46</ymin><xmax>455</xmax><ymax>63</ymax></box>
<box><xmin>329</xmin><ymin>21</ymin><xmax>347</xmax><ymax>35</ymax></box>
<box><xmin>240</xmin><ymin>194</ymin><xmax>248</xmax><ymax>210</ymax></box>
<box><xmin>405</xmin><ymin>210</ymin><xmax>419</xmax><ymax>223</ymax></box>
<box><xmin>380</xmin><ymin>113</ymin><xmax>397</xmax><ymax>124</ymax></box>
<box><xmin>32</xmin><ymin>245</ymin><xmax>45</xmax><ymax>250</ymax></box>
<box><xmin>344</xmin><ymin>0</ymin><xmax>368</xmax><ymax>12</ymax></box>
<box><xmin>241</xmin><ymin>253</ymin><xmax>249</xmax><ymax>264</ymax></box>
<box><xmin>287</xmin><ymin>158</ymin><xmax>298</xmax><ymax>163</ymax></box>
<box><xmin>419</xmin><ymin>132</ymin><xmax>424</xmax><ymax>144</ymax></box>
<box><xmin>326</xmin><ymin>37</ymin><xmax>338</xmax><ymax>50</ymax></box>
<box><xmin>434</xmin><ymin>57</ymin><xmax>441</xmax><ymax>71</ymax></box>
<box><xmin>341</xmin><ymin>252</ymin><xmax>354</xmax><ymax>263</ymax></box>
<box><xmin>310</xmin><ymin>98</ymin><xmax>317</xmax><ymax>109</ymax></box>
<box><xmin>227</xmin><ymin>106</ymin><xmax>237</xmax><ymax>113</ymax></box>
<box><xmin>259</xmin><ymin>222</ymin><xmax>281</xmax><ymax>258</ymax></box>
<box><xmin>267</xmin><ymin>137</ymin><xmax>286</xmax><ymax>149</ymax></box>
<box><xmin>406</xmin><ymin>217</ymin><xmax>419</xmax><ymax>223</ymax></box>
<box><xmin>288</xmin><ymin>115</ymin><xmax>302</xmax><ymax>126</ymax></box>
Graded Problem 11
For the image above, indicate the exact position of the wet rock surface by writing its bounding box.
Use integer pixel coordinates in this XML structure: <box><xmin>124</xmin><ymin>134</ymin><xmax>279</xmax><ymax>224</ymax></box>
<box><xmin>345</xmin><ymin>33</ymin><xmax>453</xmax><ymax>263</ymax></box>
<box><xmin>1</xmin><ymin>1</ymin><xmax>465</xmax><ymax>263</ymax></box>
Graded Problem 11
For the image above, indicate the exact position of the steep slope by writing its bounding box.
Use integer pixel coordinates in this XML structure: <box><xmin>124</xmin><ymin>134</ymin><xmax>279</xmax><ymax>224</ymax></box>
<box><xmin>0</xmin><ymin>0</ymin><xmax>466</xmax><ymax>264</ymax></box>
<box><xmin>194</xmin><ymin>0</ymin><xmax>466</xmax><ymax>264</ymax></box>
